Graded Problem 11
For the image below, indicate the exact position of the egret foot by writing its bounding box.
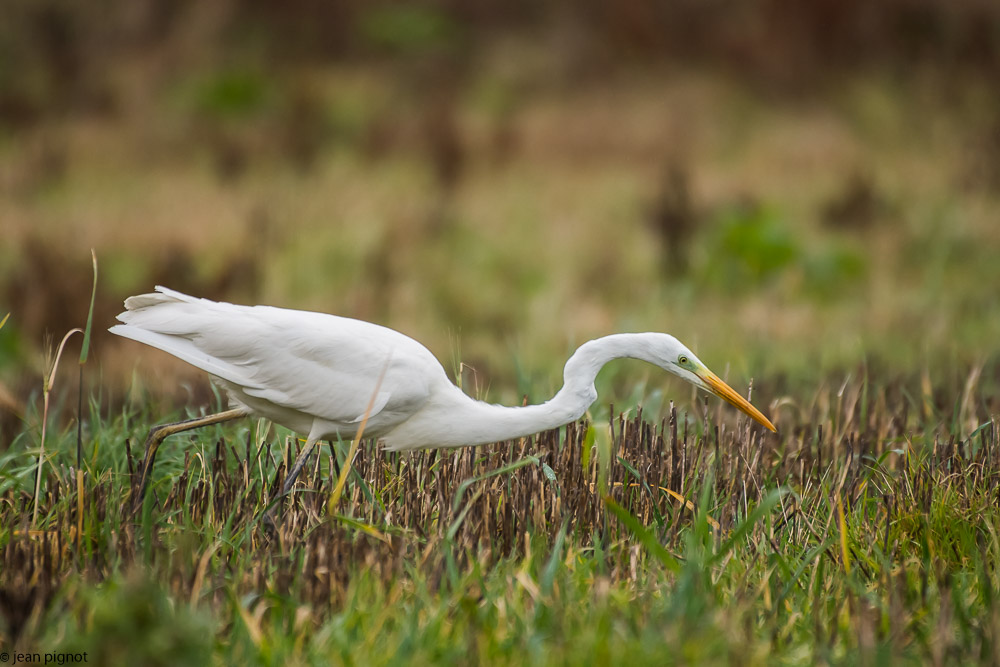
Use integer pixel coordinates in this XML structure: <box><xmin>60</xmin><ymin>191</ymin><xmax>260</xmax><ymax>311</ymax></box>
<box><xmin>130</xmin><ymin>408</ymin><xmax>247</xmax><ymax>516</ymax></box>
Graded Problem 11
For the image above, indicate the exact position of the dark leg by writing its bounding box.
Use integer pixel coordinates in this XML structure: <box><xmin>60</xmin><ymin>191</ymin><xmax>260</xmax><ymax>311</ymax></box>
<box><xmin>282</xmin><ymin>438</ymin><xmax>319</xmax><ymax>496</ymax></box>
<box><xmin>131</xmin><ymin>408</ymin><xmax>247</xmax><ymax>515</ymax></box>
<box><xmin>260</xmin><ymin>437</ymin><xmax>319</xmax><ymax>536</ymax></box>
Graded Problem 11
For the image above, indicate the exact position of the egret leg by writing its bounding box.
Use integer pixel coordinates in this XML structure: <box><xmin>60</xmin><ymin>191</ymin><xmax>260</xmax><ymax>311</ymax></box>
<box><xmin>281</xmin><ymin>437</ymin><xmax>319</xmax><ymax>496</ymax></box>
<box><xmin>131</xmin><ymin>408</ymin><xmax>247</xmax><ymax>515</ymax></box>
<box><xmin>260</xmin><ymin>436</ymin><xmax>319</xmax><ymax>536</ymax></box>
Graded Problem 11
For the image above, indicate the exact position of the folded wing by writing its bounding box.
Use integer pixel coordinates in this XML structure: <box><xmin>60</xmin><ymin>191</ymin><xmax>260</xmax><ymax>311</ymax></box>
<box><xmin>110</xmin><ymin>287</ymin><xmax>440</xmax><ymax>427</ymax></box>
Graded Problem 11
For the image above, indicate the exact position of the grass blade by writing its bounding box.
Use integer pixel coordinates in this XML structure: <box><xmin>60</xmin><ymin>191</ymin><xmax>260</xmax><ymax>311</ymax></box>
<box><xmin>451</xmin><ymin>453</ymin><xmax>541</xmax><ymax>514</ymax></box>
<box><xmin>79</xmin><ymin>250</ymin><xmax>98</xmax><ymax>365</ymax></box>
<box><xmin>710</xmin><ymin>487</ymin><xmax>789</xmax><ymax>565</ymax></box>
<box><xmin>604</xmin><ymin>495</ymin><xmax>680</xmax><ymax>573</ymax></box>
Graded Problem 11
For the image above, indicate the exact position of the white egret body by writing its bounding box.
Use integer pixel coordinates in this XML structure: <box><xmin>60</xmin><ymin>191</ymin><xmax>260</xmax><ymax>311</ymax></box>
<box><xmin>111</xmin><ymin>287</ymin><xmax>776</xmax><ymax>509</ymax></box>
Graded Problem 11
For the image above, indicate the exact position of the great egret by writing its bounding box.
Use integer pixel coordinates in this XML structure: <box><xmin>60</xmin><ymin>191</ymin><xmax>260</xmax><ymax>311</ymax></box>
<box><xmin>111</xmin><ymin>286</ymin><xmax>776</xmax><ymax>512</ymax></box>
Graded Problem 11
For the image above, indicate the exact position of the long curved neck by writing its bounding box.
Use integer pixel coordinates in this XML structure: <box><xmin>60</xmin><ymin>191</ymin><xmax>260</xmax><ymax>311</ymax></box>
<box><xmin>552</xmin><ymin>333</ymin><xmax>666</xmax><ymax>415</ymax></box>
<box><xmin>409</xmin><ymin>334</ymin><xmax>665</xmax><ymax>448</ymax></box>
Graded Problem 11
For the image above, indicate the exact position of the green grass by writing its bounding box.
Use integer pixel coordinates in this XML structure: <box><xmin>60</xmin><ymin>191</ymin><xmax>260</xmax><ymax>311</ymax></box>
<box><xmin>2</xmin><ymin>367</ymin><xmax>999</xmax><ymax>664</ymax></box>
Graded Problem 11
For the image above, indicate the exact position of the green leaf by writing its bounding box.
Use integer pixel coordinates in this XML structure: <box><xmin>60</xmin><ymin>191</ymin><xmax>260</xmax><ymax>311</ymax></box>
<box><xmin>604</xmin><ymin>495</ymin><xmax>679</xmax><ymax>573</ymax></box>
<box><xmin>541</xmin><ymin>520</ymin><xmax>568</xmax><ymax>596</ymax></box>
<box><xmin>710</xmin><ymin>487</ymin><xmax>790</xmax><ymax>565</ymax></box>
<box><xmin>79</xmin><ymin>250</ymin><xmax>98</xmax><ymax>364</ymax></box>
<box><xmin>581</xmin><ymin>424</ymin><xmax>595</xmax><ymax>472</ymax></box>
<box><xmin>331</xmin><ymin>513</ymin><xmax>389</xmax><ymax>543</ymax></box>
<box><xmin>618</xmin><ymin>455</ymin><xmax>664</xmax><ymax>526</ymax></box>
<box><xmin>451</xmin><ymin>453</ymin><xmax>540</xmax><ymax>514</ymax></box>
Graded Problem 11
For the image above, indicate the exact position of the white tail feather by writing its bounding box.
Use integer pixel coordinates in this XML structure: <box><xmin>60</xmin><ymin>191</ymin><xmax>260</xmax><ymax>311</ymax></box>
<box><xmin>110</xmin><ymin>288</ymin><xmax>259</xmax><ymax>389</ymax></box>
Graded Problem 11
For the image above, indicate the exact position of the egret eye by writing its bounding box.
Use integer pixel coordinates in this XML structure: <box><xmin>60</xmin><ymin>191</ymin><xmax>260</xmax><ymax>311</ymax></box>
<box><xmin>678</xmin><ymin>355</ymin><xmax>689</xmax><ymax>365</ymax></box>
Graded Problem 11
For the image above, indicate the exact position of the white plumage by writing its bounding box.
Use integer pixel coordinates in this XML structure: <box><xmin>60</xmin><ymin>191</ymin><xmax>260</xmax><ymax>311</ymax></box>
<box><xmin>112</xmin><ymin>286</ymin><xmax>775</xmax><ymax>503</ymax></box>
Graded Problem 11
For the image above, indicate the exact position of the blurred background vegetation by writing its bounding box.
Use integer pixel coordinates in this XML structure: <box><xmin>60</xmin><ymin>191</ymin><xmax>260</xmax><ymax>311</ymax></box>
<box><xmin>2</xmin><ymin>0</ymin><xmax>999</xmax><ymax>436</ymax></box>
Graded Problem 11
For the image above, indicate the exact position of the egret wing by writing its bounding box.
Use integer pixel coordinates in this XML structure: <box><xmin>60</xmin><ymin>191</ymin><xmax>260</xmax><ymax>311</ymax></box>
<box><xmin>232</xmin><ymin>310</ymin><xmax>436</xmax><ymax>424</ymax></box>
<box><xmin>112</xmin><ymin>287</ymin><xmax>442</xmax><ymax>427</ymax></box>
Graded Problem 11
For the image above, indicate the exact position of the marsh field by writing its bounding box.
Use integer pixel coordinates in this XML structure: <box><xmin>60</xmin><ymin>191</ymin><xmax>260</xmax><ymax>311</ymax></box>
<box><xmin>3</xmin><ymin>3</ymin><xmax>1000</xmax><ymax>664</ymax></box>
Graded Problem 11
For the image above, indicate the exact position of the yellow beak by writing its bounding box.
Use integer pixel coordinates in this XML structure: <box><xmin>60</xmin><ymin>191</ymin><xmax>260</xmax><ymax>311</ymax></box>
<box><xmin>696</xmin><ymin>368</ymin><xmax>777</xmax><ymax>432</ymax></box>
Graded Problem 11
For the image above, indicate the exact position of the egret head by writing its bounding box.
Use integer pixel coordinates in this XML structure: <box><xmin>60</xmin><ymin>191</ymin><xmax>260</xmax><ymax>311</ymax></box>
<box><xmin>652</xmin><ymin>335</ymin><xmax>777</xmax><ymax>433</ymax></box>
